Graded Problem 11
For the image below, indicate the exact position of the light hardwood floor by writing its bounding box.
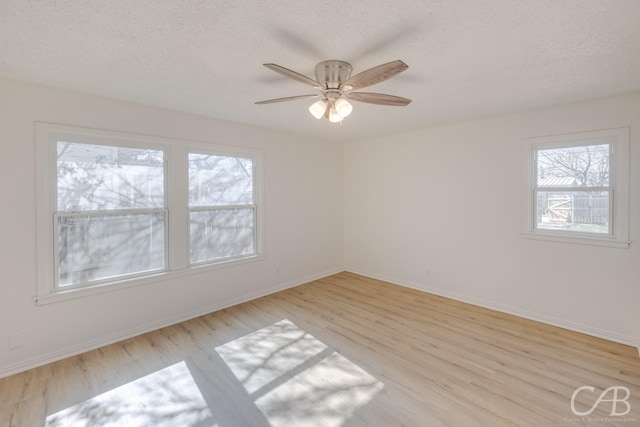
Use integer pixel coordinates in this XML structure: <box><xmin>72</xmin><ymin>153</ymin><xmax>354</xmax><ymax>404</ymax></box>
<box><xmin>1</xmin><ymin>272</ymin><xmax>639</xmax><ymax>426</ymax></box>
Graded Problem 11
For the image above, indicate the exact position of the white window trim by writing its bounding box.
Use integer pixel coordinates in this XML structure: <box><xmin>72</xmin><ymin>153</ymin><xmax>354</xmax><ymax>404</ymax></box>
<box><xmin>522</xmin><ymin>127</ymin><xmax>630</xmax><ymax>249</ymax></box>
<box><xmin>35</xmin><ymin>123</ymin><xmax>264</xmax><ymax>305</ymax></box>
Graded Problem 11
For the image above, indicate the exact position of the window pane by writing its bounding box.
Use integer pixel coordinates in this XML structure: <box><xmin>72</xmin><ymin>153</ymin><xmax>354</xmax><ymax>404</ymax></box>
<box><xmin>189</xmin><ymin>154</ymin><xmax>253</xmax><ymax>206</ymax></box>
<box><xmin>536</xmin><ymin>142</ymin><xmax>610</xmax><ymax>187</ymax></box>
<box><xmin>535</xmin><ymin>191</ymin><xmax>609</xmax><ymax>234</ymax></box>
<box><xmin>58</xmin><ymin>213</ymin><xmax>166</xmax><ymax>286</ymax></box>
<box><xmin>190</xmin><ymin>208</ymin><xmax>255</xmax><ymax>263</ymax></box>
<box><xmin>57</xmin><ymin>142</ymin><xmax>164</xmax><ymax>210</ymax></box>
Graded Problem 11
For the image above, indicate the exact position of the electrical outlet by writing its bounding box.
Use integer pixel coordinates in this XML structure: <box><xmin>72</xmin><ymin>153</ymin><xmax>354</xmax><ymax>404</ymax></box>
<box><xmin>8</xmin><ymin>333</ymin><xmax>25</xmax><ymax>350</ymax></box>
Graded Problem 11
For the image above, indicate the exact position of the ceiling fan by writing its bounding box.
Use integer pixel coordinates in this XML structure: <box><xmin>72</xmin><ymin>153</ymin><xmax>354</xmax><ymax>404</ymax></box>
<box><xmin>256</xmin><ymin>60</ymin><xmax>411</xmax><ymax>123</ymax></box>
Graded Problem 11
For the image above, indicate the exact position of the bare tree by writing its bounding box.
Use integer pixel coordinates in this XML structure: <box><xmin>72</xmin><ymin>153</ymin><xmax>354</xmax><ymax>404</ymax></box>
<box><xmin>537</xmin><ymin>144</ymin><xmax>609</xmax><ymax>187</ymax></box>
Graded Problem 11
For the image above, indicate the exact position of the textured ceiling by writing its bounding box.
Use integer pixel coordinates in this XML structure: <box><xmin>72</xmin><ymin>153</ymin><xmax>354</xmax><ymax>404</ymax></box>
<box><xmin>1</xmin><ymin>0</ymin><xmax>639</xmax><ymax>142</ymax></box>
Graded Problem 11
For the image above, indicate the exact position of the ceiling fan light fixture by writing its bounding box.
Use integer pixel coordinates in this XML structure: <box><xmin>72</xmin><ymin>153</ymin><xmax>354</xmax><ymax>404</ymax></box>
<box><xmin>329</xmin><ymin>106</ymin><xmax>343</xmax><ymax>123</ymax></box>
<box><xmin>308</xmin><ymin>99</ymin><xmax>327</xmax><ymax>119</ymax></box>
<box><xmin>334</xmin><ymin>98</ymin><xmax>352</xmax><ymax>118</ymax></box>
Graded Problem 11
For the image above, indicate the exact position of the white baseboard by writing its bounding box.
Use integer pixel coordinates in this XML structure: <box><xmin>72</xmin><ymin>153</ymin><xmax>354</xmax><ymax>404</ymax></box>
<box><xmin>0</xmin><ymin>267</ymin><xmax>343</xmax><ymax>379</ymax></box>
<box><xmin>345</xmin><ymin>267</ymin><xmax>640</xmax><ymax>353</ymax></box>
<box><xmin>4</xmin><ymin>266</ymin><xmax>636</xmax><ymax>379</ymax></box>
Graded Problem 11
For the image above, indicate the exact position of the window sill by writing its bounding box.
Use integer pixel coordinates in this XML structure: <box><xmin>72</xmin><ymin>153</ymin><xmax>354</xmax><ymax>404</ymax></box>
<box><xmin>34</xmin><ymin>254</ymin><xmax>264</xmax><ymax>306</ymax></box>
<box><xmin>521</xmin><ymin>232</ymin><xmax>630</xmax><ymax>249</ymax></box>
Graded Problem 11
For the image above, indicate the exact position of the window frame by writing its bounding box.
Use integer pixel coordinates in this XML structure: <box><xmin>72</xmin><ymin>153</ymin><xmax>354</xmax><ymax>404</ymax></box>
<box><xmin>522</xmin><ymin>127</ymin><xmax>630</xmax><ymax>248</ymax></box>
<box><xmin>35</xmin><ymin>123</ymin><xmax>263</xmax><ymax>305</ymax></box>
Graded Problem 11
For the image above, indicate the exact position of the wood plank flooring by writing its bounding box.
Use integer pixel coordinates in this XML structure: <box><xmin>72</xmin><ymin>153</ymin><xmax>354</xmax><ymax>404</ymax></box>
<box><xmin>1</xmin><ymin>272</ymin><xmax>639</xmax><ymax>426</ymax></box>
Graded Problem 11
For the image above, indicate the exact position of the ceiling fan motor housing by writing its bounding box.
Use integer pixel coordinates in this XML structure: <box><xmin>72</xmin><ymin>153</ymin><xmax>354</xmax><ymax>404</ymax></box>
<box><xmin>314</xmin><ymin>60</ymin><xmax>352</xmax><ymax>90</ymax></box>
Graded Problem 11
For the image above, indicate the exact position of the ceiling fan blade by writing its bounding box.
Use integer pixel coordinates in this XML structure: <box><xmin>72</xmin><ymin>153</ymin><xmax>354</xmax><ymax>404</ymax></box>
<box><xmin>255</xmin><ymin>94</ymin><xmax>319</xmax><ymax>104</ymax></box>
<box><xmin>263</xmin><ymin>63</ymin><xmax>322</xmax><ymax>88</ymax></box>
<box><xmin>342</xmin><ymin>60</ymin><xmax>408</xmax><ymax>90</ymax></box>
<box><xmin>347</xmin><ymin>92</ymin><xmax>412</xmax><ymax>106</ymax></box>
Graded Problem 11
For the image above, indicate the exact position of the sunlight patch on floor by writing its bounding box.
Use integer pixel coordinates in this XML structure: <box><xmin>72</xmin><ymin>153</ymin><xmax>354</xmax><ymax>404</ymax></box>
<box><xmin>216</xmin><ymin>319</ymin><xmax>384</xmax><ymax>426</ymax></box>
<box><xmin>45</xmin><ymin>361</ymin><xmax>214</xmax><ymax>427</ymax></box>
<box><xmin>216</xmin><ymin>318</ymin><xmax>329</xmax><ymax>394</ymax></box>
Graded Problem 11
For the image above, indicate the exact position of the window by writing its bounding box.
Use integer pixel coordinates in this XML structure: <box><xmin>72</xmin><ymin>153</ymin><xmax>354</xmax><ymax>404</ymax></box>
<box><xmin>523</xmin><ymin>127</ymin><xmax>629</xmax><ymax>248</ymax></box>
<box><xmin>56</xmin><ymin>142</ymin><xmax>167</xmax><ymax>288</ymax></box>
<box><xmin>36</xmin><ymin>123</ymin><xmax>262</xmax><ymax>303</ymax></box>
<box><xmin>188</xmin><ymin>152</ymin><xmax>256</xmax><ymax>264</ymax></box>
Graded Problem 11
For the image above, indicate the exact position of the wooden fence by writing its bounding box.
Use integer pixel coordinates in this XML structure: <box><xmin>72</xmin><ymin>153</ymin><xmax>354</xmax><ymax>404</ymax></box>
<box><xmin>538</xmin><ymin>192</ymin><xmax>608</xmax><ymax>225</ymax></box>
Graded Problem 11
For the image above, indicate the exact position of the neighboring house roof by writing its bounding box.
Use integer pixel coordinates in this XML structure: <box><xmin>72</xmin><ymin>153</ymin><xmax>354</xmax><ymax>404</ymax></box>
<box><xmin>538</xmin><ymin>177</ymin><xmax>580</xmax><ymax>187</ymax></box>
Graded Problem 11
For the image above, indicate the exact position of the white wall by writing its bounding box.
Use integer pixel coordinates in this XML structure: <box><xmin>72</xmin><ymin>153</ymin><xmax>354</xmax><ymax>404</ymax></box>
<box><xmin>1</xmin><ymin>78</ymin><xmax>637</xmax><ymax>378</ymax></box>
<box><xmin>0</xmin><ymin>79</ymin><xmax>344</xmax><ymax>377</ymax></box>
<box><xmin>345</xmin><ymin>92</ymin><xmax>640</xmax><ymax>347</ymax></box>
